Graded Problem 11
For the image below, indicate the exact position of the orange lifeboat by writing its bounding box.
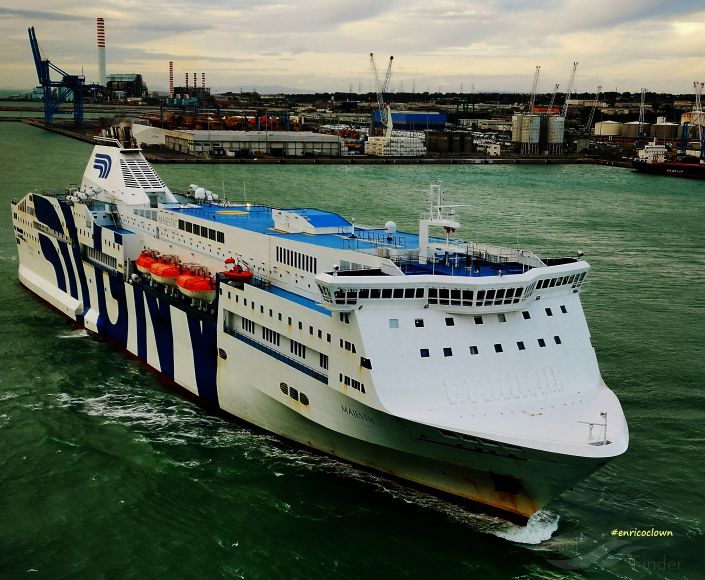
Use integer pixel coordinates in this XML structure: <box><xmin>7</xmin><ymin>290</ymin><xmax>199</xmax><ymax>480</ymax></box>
<box><xmin>150</xmin><ymin>256</ymin><xmax>182</xmax><ymax>286</ymax></box>
<box><xmin>176</xmin><ymin>266</ymin><xmax>216</xmax><ymax>303</ymax></box>
<box><xmin>222</xmin><ymin>257</ymin><xmax>253</xmax><ymax>283</ymax></box>
<box><xmin>135</xmin><ymin>249</ymin><xmax>160</xmax><ymax>274</ymax></box>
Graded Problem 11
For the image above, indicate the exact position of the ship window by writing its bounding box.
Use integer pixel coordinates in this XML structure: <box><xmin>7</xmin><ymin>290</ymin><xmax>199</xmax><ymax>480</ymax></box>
<box><xmin>382</xmin><ymin>289</ymin><xmax>392</xmax><ymax>299</ymax></box>
<box><xmin>439</xmin><ymin>289</ymin><xmax>449</xmax><ymax>299</ymax></box>
<box><xmin>538</xmin><ymin>338</ymin><xmax>546</xmax><ymax>348</ymax></box>
<box><xmin>278</xmin><ymin>313</ymin><xmax>282</xmax><ymax>321</ymax></box>
<box><xmin>494</xmin><ymin>344</ymin><xmax>503</xmax><ymax>353</ymax></box>
<box><xmin>309</xmin><ymin>325</ymin><xmax>314</xmax><ymax>335</ymax></box>
<box><xmin>485</xmin><ymin>289</ymin><xmax>495</xmax><ymax>300</ymax></box>
<box><xmin>415</xmin><ymin>319</ymin><xmax>424</xmax><ymax>327</ymax></box>
<box><xmin>185</xmin><ymin>222</ymin><xmax>192</xmax><ymax>233</ymax></box>
<box><xmin>393</xmin><ymin>288</ymin><xmax>404</xmax><ymax>298</ymax></box>
<box><xmin>217</xmin><ymin>231</ymin><xmax>224</xmax><ymax>243</ymax></box>
<box><xmin>443</xmin><ymin>347</ymin><xmax>453</xmax><ymax>357</ymax></box>
<box><xmin>280</xmin><ymin>382</ymin><xmax>289</xmax><ymax>395</ymax></box>
<box><xmin>359</xmin><ymin>289</ymin><xmax>369</xmax><ymax>299</ymax></box>
<box><xmin>300</xmin><ymin>393</ymin><xmax>309</xmax><ymax>406</ymax></box>
<box><xmin>545</xmin><ymin>307</ymin><xmax>553</xmax><ymax>317</ymax></box>
<box><xmin>287</xmin><ymin>316</ymin><xmax>292</xmax><ymax>325</ymax></box>
<box><xmin>474</xmin><ymin>316</ymin><xmax>483</xmax><ymax>325</ymax></box>
<box><xmin>327</xmin><ymin>333</ymin><xmax>331</xmax><ymax>343</ymax></box>
<box><xmin>476</xmin><ymin>290</ymin><xmax>485</xmax><ymax>301</ymax></box>
<box><xmin>560</xmin><ymin>305</ymin><xmax>568</xmax><ymax>314</ymax></box>
<box><xmin>298</xmin><ymin>321</ymin><xmax>303</xmax><ymax>330</ymax></box>
<box><xmin>202</xmin><ymin>228</ymin><xmax>209</xmax><ymax>239</ymax></box>
<box><xmin>193</xmin><ymin>224</ymin><xmax>200</xmax><ymax>235</ymax></box>
<box><xmin>554</xmin><ymin>336</ymin><xmax>562</xmax><ymax>345</ymax></box>
<box><xmin>320</xmin><ymin>353</ymin><xmax>329</xmax><ymax>370</ymax></box>
<box><xmin>318</xmin><ymin>329</ymin><xmax>322</xmax><ymax>339</ymax></box>
<box><xmin>371</xmin><ymin>289</ymin><xmax>381</xmax><ymax>299</ymax></box>
<box><xmin>260</xmin><ymin>305</ymin><xmax>264</xmax><ymax>314</ymax></box>
<box><xmin>289</xmin><ymin>387</ymin><xmax>299</xmax><ymax>401</ymax></box>
<box><xmin>445</xmin><ymin>317</ymin><xmax>454</xmax><ymax>326</ymax></box>
<box><xmin>497</xmin><ymin>314</ymin><xmax>507</xmax><ymax>323</ymax></box>
<box><xmin>428</xmin><ymin>288</ymin><xmax>437</xmax><ymax>298</ymax></box>
<box><xmin>420</xmin><ymin>348</ymin><xmax>430</xmax><ymax>358</ymax></box>
<box><xmin>522</xmin><ymin>311</ymin><xmax>531</xmax><ymax>320</ymax></box>
<box><xmin>244</xmin><ymin>298</ymin><xmax>247</xmax><ymax>306</ymax></box>
<box><xmin>269</xmin><ymin>309</ymin><xmax>273</xmax><ymax>317</ymax></box>
<box><xmin>360</xmin><ymin>357</ymin><xmax>372</xmax><ymax>369</ymax></box>
<box><xmin>404</xmin><ymin>288</ymin><xmax>415</xmax><ymax>298</ymax></box>
<box><xmin>469</xmin><ymin>346</ymin><xmax>479</xmax><ymax>355</ymax></box>
<box><xmin>416</xmin><ymin>288</ymin><xmax>424</xmax><ymax>298</ymax></box>
<box><xmin>389</xmin><ymin>319</ymin><xmax>399</xmax><ymax>328</ymax></box>
<box><xmin>517</xmin><ymin>341</ymin><xmax>525</xmax><ymax>351</ymax></box>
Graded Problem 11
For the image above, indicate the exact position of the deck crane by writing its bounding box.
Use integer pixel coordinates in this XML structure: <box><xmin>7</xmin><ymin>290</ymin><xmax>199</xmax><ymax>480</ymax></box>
<box><xmin>584</xmin><ymin>84</ymin><xmax>602</xmax><ymax>133</ymax></box>
<box><xmin>547</xmin><ymin>83</ymin><xmax>560</xmax><ymax>115</ymax></box>
<box><xmin>637</xmin><ymin>88</ymin><xmax>647</xmax><ymax>147</ymax></box>
<box><xmin>28</xmin><ymin>26</ymin><xmax>85</xmax><ymax>126</ymax></box>
<box><xmin>369</xmin><ymin>53</ymin><xmax>394</xmax><ymax>128</ymax></box>
<box><xmin>560</xmin><ymin>62</ymin><xmax>578</xmax><ymax>118</ymax></box>
<box><xmin>528</xmin><ymin>65</ymin><xmax>540</xmax><ymax>113</ymax></box>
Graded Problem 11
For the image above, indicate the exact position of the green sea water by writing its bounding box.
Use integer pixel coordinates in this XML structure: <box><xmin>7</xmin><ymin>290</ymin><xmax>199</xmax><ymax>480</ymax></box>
<box><xmin>1</xmin><ymin>122</ymin><xmax>703</xmax><ymax>579</ymax></box>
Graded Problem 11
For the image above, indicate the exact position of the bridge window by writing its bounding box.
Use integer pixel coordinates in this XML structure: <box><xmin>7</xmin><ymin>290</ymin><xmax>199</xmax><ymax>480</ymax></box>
<box><xmin>554</xmin><ymin>336</ymin><xmax>562</xmax><ymax>345</ymax></box>
<box><xmin>445</xmin><ymin>317</ymin><xmax>454</xmax><ymax>326</ymax></box>
<box><xmin>420</xmin><ymin>348</ymin><xmax>430</xmax><ymax>358</ymax></box>
<box><xmin>415</xmin><ymin>319</ymin><xmax>424</xmax><ymax>328</ymax></box>
<box><xmin>443</xmin><ymin>347</ymin><xmax>453</xmax><ymax>357</ymax></box>
<box><xmin>389</xmin><ymin>319</ymin><xmax>399</xmax><ymax>328</ymax></box>
<box><xmin>538</xmin><ymin>338</ymin><xmax>546</xmax><ymax>348</ymax></box>
<box><xmin>517</xmin><ymin>341</ymin><xmax>526</xmax><ymax>350</ymax></box>
<box><xmin>469</xmin><ymin>346</ymin><xmax>479</xmax><ymax>355</ymax></box>
<box><xmin>494</xmin><ymin>344</ymin><xmax>503</xmax><ymax>353</ymax></box>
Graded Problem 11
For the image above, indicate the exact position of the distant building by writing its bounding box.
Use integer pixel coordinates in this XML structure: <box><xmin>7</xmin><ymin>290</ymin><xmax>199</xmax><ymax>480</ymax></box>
<box><xmin>106</xmin><ymin>73</ymin><xmax>146</xmax><ymax>99</ymax></box>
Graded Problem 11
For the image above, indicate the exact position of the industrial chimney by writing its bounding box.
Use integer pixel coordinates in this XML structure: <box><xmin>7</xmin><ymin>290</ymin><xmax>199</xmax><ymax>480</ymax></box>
<box><xmin>169</xmin><ymin>61</ymin><xmax>174</xmax><ymax>97</ymax></box>
<box><xmin>97</xmin><ymin>17</ymin><xmax>106</xmax><ymax>86</ymax></box>
<box><xmin>201</xmin><ymin>72</ymin><xmax>205</xmax><ymax>89</ymax></box>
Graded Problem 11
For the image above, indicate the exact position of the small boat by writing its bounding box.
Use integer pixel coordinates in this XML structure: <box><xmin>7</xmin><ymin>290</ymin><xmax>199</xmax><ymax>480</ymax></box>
<box><xmin>135</xmin><ymin>249</ymin><xmax>159</xmax><ymax>274</ymax></box>
<box><xmin>176</xmin><ymin>266</ymin><xmax>216</xmax><ymax>302</ymax></box>
<box><xmin>149</xmin><ymin>256</ymin><xmax>182</xmax><ymax>286</ymax></box>
<box><xmin>222</xmin><ymin>257</ymin><xmax>253</xmax><ymax>283</ymax></box>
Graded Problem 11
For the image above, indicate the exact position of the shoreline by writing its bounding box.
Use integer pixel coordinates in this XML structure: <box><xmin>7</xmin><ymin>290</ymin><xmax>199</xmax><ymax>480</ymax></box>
<box><xmin>15</xmin><ymin>118</ymin><xmax>632</xmax><ymax>168</ymax></box>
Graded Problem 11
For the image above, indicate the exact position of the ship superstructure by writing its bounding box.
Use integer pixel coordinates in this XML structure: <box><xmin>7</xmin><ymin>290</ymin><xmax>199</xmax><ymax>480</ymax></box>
<box><xmin>11</xmin><ymin>134</ymin><xmax>629</xmax><ymax>521</ymax></box>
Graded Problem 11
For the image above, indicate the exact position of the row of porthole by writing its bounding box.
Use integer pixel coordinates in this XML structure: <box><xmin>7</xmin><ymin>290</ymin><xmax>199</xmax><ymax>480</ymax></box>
<box><xmin>390</xmin><ymin>305</ymin><xmax>569</xmax><ymax>330</ymax></box>
<box><xmin>420</xmin><ymin>336</ymin><xmax>563</xmax><ymax>358</ymax></box>
<box><xmin>280</xmin><ymin>382</ymin><xmax>310</xmax><ymax>406</ymax></box>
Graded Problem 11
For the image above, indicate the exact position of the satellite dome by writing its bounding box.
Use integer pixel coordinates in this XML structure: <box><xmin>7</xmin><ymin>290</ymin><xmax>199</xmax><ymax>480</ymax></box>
<box><xmin>385</xmin><ymin>220</ymin><xmax>397</xmax><ymax>234</ymax></box>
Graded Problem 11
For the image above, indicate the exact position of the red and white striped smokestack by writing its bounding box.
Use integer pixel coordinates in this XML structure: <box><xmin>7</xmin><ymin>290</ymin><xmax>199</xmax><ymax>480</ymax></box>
<box><xmin>97</xmin><ymin>18</ymin><xmax>106</xmax><ymax>86</ymax></box>
<box><xmin>185</xmin><ymin>73</ymin><xmax>189</xmax><ymax>89</ymax></box>
<box><xmin>193</xmin><ymin>72</ymin><xmax>196</xmax><ymax>88</ymax></box>
<box><xmin>169</xmin><ymin>61</ymin><xmax>174</xmax><ymax>97</ymax></box>
<box><xmin>201</xmin><ymin>72</ymin><xmax>205</xmax><ymax>89</ymax></box>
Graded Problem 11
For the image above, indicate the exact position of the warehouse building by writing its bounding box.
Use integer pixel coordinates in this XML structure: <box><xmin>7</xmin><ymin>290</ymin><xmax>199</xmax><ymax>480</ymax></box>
<box><xmin>164</xmin><ymin>130</ymin><xmax>344</xmax><ymax>157</ymax></box>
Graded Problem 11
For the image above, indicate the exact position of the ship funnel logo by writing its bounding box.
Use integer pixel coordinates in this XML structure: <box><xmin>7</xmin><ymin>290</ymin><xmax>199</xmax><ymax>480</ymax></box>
<box><xmin>93</xmin><ymin>154</ymin><xmax>112</xmax><ymax>179</ymax></box>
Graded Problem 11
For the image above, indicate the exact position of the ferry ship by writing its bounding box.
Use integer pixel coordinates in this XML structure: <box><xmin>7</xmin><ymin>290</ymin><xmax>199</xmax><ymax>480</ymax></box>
<box><xmin>11</xmin><ymin>131</ymin><xmax>629</xmax><ymax>522</ymax></box>
<box><xmin>632</xmin><ymin>139</ymin><xmax>705</xmax><ymax>179</ymax></box>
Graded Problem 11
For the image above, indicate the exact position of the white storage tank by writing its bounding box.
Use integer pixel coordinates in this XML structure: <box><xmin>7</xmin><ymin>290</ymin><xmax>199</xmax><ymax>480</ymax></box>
<box><xmin>622</xmin><ymin>121</ymin><xmax>651</xmax><ymax>138</ymax></box>
<box><xmin>651</xmin><ymin>122</ymin><xmax>679</xmax><ymax>139</ymax></box>
<box><xmin>594</xmin><ymin>120</ymin><xmax>623</xmax><ymax>136</ymax></box>
<box><xmin>547</xmin><ymin>116</ymin><xmax>566</xmax><ymax>143</ymax></box>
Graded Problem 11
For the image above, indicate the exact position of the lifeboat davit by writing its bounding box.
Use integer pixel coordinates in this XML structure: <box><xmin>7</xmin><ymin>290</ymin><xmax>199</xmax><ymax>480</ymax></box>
<box><xmin>176</xmin><ymin>267</ymin><xmax>216</xmax><ymax>303</ymax></box>
<box><xmin>150</xmin><ymin>257</ymin><xmax>182</xmax><ymax>286</ymax></box>
<box><xmin>222</xmin><ymin>258</ymin><xmax>253</xmax><ymax>283</ymax></box>
<box><xmin>135</xmin><ymin>250</ymin><xmax>160</xmax><ymax>274</ymax></box>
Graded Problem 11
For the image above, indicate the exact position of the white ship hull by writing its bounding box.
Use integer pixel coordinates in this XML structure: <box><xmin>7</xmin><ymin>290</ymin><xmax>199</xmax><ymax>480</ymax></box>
<box><xmin>10</xmin><ymin>135</ymin><xmax>628</xmax><ymax>521</ymax></box>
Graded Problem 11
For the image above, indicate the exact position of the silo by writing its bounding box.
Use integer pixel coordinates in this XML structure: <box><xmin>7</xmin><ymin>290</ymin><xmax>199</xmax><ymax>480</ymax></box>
<box><xmin>594</xmin><ymin>121</ymin><xmax>623</xmax><ymax>137</ymax></box>
<box><xmin>521</xmin><ymin>114</ymin><xmax>541</xmax><ymax>154</ymax></box>
<box><xmin>450</xmin><ymin>133</ymin><xmax>463</xmax><ymax>154</ymax></box>
<box><xmin>511</xmin><ymin>114</ymin><xmax>523</xmax><ymax>151</ymax></box>
<box><xmin>651</xmin><ymin>122</ymin><xmax>679</xmax><ymax>140</ymax></box>
<box><xmin>546</xmin><ymin>116</ymin><xmax>566</xmax><ymax>155</ymax></box>
<box><xmin>462</xmin><ymin>133</ymin><xmax>474</xmax><ymax>153</ymax></box>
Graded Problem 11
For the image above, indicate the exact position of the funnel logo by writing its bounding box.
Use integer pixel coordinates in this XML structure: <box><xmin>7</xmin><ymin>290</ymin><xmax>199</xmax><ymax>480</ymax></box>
<box><xmin>93</xmin><ymin>154</ymin><xmax>112</xmax><ymax>179</ymax></box>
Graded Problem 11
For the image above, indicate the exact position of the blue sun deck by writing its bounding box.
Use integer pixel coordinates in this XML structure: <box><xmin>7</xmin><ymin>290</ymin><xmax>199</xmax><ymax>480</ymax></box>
<box><xmin>171</xmin><ymin>203</ymin><xmax>530</xmax><ymax>278</ymax></box>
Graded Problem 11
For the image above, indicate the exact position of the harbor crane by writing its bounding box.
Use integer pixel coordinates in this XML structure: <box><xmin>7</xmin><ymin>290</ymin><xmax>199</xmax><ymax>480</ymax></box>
<box><xmin>694</xmin><ymin>81</ymin><xmax>704</xmax><ymax>158</ymax></box>
<box><xmin>584</xmin><ymin>84</ymin><xmax>602</xmax><ymax>133</ymax></box>
<box><xmin>28</xmin><ymin>26</ymin><xmax>85</xmax><ymax>125</ymax></box>
<box><xmin>370</xmin><ymin>53</ymin><xmax>394</xmax><ymax>128</ymax></box>
<box><xmin>637</xmin><ymin>88</ymin><xmax>647</xmax><ymax>147</ymax></box>
<box><xmin>547</xmin><ymin>83</ymin><xmax>560</xmax><ymax>114</ymax></box>
<box><xmin>560</xmin><ymin>62</ymin><xmax>578</xmax><ymax>118</ymax></box>
<box><xmin>528</xmin><ymin>65</ymin><xmax>540</xmax><ymax>113</ymax></box>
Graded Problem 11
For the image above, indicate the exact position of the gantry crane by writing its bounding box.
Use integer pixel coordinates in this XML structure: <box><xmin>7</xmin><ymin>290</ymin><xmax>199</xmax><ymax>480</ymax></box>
<box><xmin>370</xmin><ymin>53</ymin><xmax>394</xmax><ymax>127</ymax></box>
<box><xmin>637</xmin><ymin>88</ymin><xmax>647</xmax><ymax>147</ymax></box>
<box><xmin>694</xmin><ymin>81</ymin><xmax>704</xmax><ymax>159</ymax></box>
<box><xmin>28</xmin><ymin>26</ymin><xmax>85</xmax><ymax>125</ymax></box>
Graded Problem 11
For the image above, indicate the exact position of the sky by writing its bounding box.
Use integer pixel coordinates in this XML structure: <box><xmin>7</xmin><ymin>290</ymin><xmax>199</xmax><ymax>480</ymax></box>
<box><xmin>1</xmin><ymin>0</ymin><xmax>704</xmax><ymax>95</ymax></box>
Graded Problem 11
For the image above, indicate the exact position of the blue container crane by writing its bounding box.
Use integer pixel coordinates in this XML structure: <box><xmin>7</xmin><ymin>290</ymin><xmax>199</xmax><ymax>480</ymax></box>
<box><xmin>28</xmin><ymin>26</ymin><xmax>85</xmax><ymax>126</ymax></box>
